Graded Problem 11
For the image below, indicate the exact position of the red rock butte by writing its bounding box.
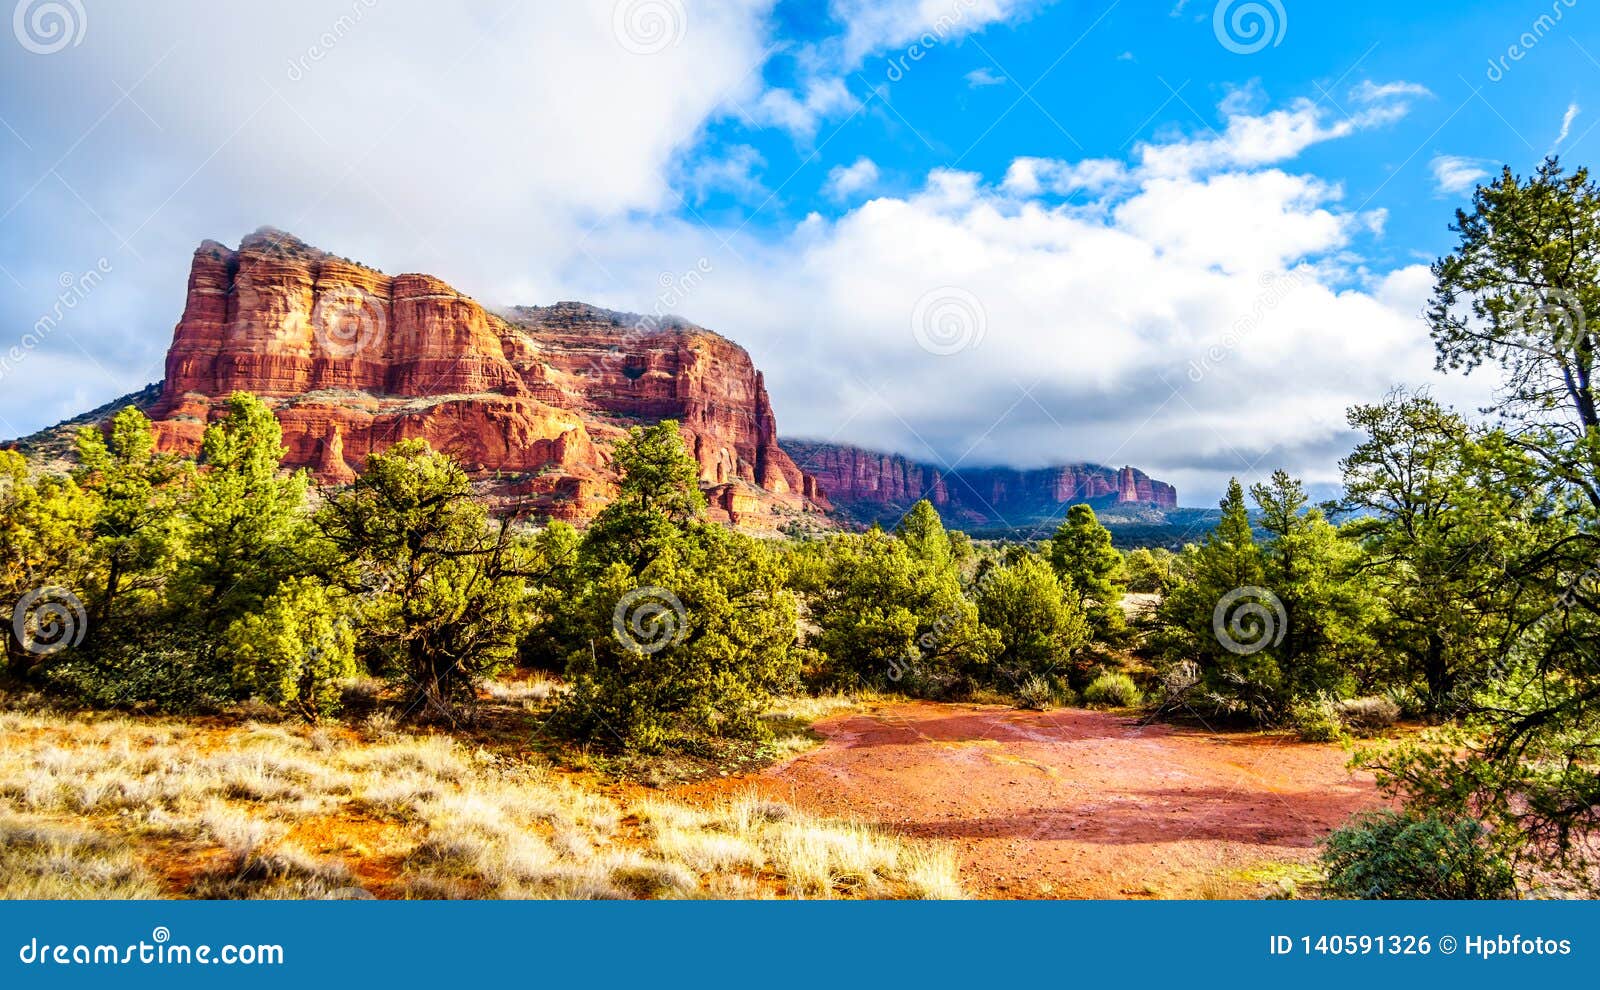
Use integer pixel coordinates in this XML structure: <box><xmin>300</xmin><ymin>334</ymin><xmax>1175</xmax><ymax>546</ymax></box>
<box><xmin>149</xmin><ymin>228</ymin><xmax>824</xmax><ymax>528</ymax></box>
<box><xmin>142</xmin><ymin>228</ymin><xmax>1175</xmax><ymax>530</ymax></box>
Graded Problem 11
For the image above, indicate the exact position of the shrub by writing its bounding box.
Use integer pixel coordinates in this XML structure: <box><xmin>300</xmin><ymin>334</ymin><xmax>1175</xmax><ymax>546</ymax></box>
<box><xmin>1382</xmin><ymin>684</ymin><xmax>1427</xmax><ymax>719</ymax></box>
<box><xmin>1016</xmin><ymin>675</ymin><xmax>1074</xmax><ymax>710</ymax></box>
<box><xmin>1334</xmin><ymin>696</ymin><xmax>1400</xmax><ymax>734</ymax></box>
<box><xmin>974</xmin><ymin>554</ymin><xmax>1090</xmax><ymax>684</ymax></box>
<box><xmin>221</xmin><ymin>577</ymin><xmax>357</xmax><ymax>721</ymax></box>
<box><xmin>1082</xmin><ymin>671</ymin><xmax>1141</xmax><ymax>708</ymax></box>
<box><xmin>559</xmin><ymin>524</ymin><xmax>799</xmax><ymax>752</ymax></box>
<box><xmin>1320</xmin><ymin>810</ymin><xmax>1516</xmax><ymax>900</ymax></box>
<box><xmin>1290</xmin><ymin>696</ymin><xmax>1343</xmax><ymax>742</ymax></box>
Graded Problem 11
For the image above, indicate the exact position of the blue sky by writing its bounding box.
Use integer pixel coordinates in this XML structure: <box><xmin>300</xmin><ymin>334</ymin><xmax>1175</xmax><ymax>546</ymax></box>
<box><xmin>1</xmin><ymin>0</ymin><xmax>1596</xmax><ymax>503</ymax></box>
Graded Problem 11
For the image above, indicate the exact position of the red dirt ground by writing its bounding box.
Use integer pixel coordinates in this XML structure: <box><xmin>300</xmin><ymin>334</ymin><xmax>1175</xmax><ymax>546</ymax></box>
<box><xmin>680</xmin><ymin>701</ymin><xmax>1389</xmax><ymax>899</ymax></box>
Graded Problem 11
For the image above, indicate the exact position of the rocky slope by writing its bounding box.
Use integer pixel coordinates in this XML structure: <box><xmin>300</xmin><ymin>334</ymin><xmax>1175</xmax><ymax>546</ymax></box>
<box><xmin>146</xmin><ymin>228</ymin><xmax>825</xmax><ymax>528</ymax></box>
<box><xmin>782</xmin><ymin>439</ymin><xmax>1176</xmax><ymax>529</ymax></box>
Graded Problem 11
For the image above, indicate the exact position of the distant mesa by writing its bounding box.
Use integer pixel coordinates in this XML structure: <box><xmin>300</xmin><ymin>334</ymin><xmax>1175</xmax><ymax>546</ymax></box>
<box><xmin>782</xmin><ymin>439</ymin><xmax>1177</xmax><ymax>530</ymax></box>
<box><xmin>10</xmin><ymin>228</ymin><xmax>1178</xmax><ymax>533</ymax></box>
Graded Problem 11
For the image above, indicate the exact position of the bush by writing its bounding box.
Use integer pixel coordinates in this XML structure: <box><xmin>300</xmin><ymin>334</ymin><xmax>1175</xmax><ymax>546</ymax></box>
<box><xmin>1290</xmin><ymin>696</ymin><xmax>1344</xmax><ymax>742</ymax></box>
<box><xmin>1320</xmin><ymin>810</ymin><xmax>1516</xmax><ymax>900</ymax></box>
<box><xmin>221</xmin><ymin>577</ymin><xmax>358</xmax><ymax>721</ymax></box>
<box><xmin>559</xmin><ymin>524</ymin><xmax>799</xmax><ymax>752</ymax></box>
<box><xmin>1016</xmin><ymin>675</ymin><xmax>1074</xmax><ymax>710</ymax></box>
<box><xmin>1334</xmin><ymin>695</ymin><xmax>1400</xmax><ymax>733</ymax></box>
<box><xmin>974</xmin><ymin>554</ymin><xmax>1090</xmax><ymax>684</ymax></box>
<box><xmin>1382</xmin><ymin>684</ymin><xmax>1427</xmax><ymax>719</ymax></box>
<box><xmin>1082</xmin><ymin>671</ymin><xmax>1141</xmax><ymax>708</ymax></box>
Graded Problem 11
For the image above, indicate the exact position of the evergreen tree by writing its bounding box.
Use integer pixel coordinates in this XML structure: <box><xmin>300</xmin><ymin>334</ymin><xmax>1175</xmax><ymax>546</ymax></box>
<box><xmin>318</xmin><ymin>439</ymin><xmax>529</xmax><ymax>722</ymax></box>
<box><xmin>1340</xmin><ymin>391</ymin><xmax>1532</xmax><ymax>709</ymax></box>
<box><xmin>0</xmin><ymin>451</ymin><xmax>95</xmax><ymax>673</ymax></box>
<box><xmin>1251</xmin><ymin>470</ymin><xmax>1381</xmax><ymax>705</ymax></box>
<box><xmin>169</xmin><ymin>392</ymin><xmax>313</xmax><ymax>637</ymax></box>
<box><xmin>73</xmin><ymin>406</ymin><xmax>185</xmax><ymax>635</ymax></box>
<box><xmin>974</xmin><ymin>552</ymin><xmax>1089</xmax><ymax>685</ymax></box>
<box><xmin>221</xmin><ymin>576</ymin><xmax>356</xmax><ymax>721</ymax></box>
<box><xmin>557</xmin><ymin>424</ymin><xmax>800</xmax><ymax>749</ymax></box>
<box><xmin>582</xmin><ymin>421</ymin><xmax>705</xmax><ymax>573</ymax></box>
<box><xmin>897</xmin><ymin>499</ymin><xmax>955</xmax><ymax>573</ymax></box>
<box><xmin>1046</xmin><ymin>503</ymin><xmax>1124</xmax><ymax>635</ymax></box>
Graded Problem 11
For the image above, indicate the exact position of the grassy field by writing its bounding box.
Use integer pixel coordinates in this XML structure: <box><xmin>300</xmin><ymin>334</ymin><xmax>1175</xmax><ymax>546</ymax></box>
<box><xmin>0</xmin><ymin>694</ymin><xmax>961</xmax><ymax>901</ymax></box>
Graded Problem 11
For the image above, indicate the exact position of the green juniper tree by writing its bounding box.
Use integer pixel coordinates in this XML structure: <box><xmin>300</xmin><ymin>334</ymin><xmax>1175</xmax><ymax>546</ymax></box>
<box><xmin>1045</xmin><ymin>503</ymin><xmax>1124</xmax><ymax>635</ymax></box>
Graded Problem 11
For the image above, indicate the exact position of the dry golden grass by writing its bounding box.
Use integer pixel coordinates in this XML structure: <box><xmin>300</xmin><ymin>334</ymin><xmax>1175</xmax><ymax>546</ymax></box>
<box><xmin>0</xmin><ymin>704</ymin><xmax>960</xmax><ymax>900</ymax></box>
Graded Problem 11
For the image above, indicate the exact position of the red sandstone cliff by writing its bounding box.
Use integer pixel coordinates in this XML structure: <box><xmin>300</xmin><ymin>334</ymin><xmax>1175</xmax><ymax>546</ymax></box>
<box><xmin>782</xmin><ymin>438</ymin><xmax>1177</xmax><ymax>528</ymax></box>
<box><xmin>148</xmin><ymin>229</ymin><xmax>824</xmax><ymax>528</ymax></box>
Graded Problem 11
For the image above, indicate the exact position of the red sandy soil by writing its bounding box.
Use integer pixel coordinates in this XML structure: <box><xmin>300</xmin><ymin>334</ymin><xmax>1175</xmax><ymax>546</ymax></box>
<box><xmin>681</xmin><ymin>701</ymin><xmax>1388</xmax><ymax>899</ymax></box>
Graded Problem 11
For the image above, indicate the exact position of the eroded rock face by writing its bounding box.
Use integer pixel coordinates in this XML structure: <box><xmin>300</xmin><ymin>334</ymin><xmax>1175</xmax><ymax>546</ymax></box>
<box><xmin>781</xmin><ymin>438</ymin><xmax>1177</xmax><ymax>528</ymax></box>
<box><xmin>149</xmin><ymin>229</ymin><xmax>824</xmax><ymax>529</ymax></box>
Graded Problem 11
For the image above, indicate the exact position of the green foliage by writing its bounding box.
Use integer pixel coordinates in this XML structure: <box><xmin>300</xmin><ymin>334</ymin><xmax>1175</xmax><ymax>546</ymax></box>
<box><xmin>796</xmin><ymin>505</ymin><xmax>996</xmax><ymax>695</ymax></box>
<box><xmin>561</xmin><ymin>524</ymin><xmax>798</xmax><ymax>751</ymax></box>
<box><xmin>1155</xmin><ymin>474</ymin><xmax>1380</xmax><ymax>722</ymax></box>
<box><xmin>1340</xmin><ymin>391</ymin><xmax>1531</xmax><ymax>710</ymax></box>
<box><xmin>1153</xmin><ymin>479</ymin><xmax>1266</xmax><ymax>715</ymax></box>
<box><xmin>170</xmin><ymin>392</ymin><xmax>313</xmax><ymax>638</ymax></box>
<box><xmin>1429</xmin><ymin>157</ymin><xmax>1600</xmax><ymax>433</ymax></box>
<box><xmin>1046</xmin><ymin>504</ymin><xmax>1124</xmax><ymax>634</ymax></box>
<box><xmin>1122</xmin><ymin>546</ymin><xmax>1175</xmax><ymax>594</ymax></box>
<box><xmin>897</xmin><ymin>499</ymin><xmax>956</xmax><ymax>573</ymax></box>
<box><xmin>73</xmin><ymin>406</ymin><xmax>186</xmax><ymax>637</ymax></box>
<box><xmin>1082</xmin><ymin>671</ymin><xmax>1141</xmax><ymax>708</ymax></box>
<box><xmin>1290</xmin><ymin>696</ymin><xmax>1344</xmax><ymax>743</ymax></box>
<box><xmin>1320</xmin><ymin>811</ymin><xmax>1516</xmax><ymax>900</ymax></box>
<box><xmin>582</xmin><ymin>421</ymin><xmax>706</xmax><ymax>573</ymax></box>
<box><xmin>1251</xmin><ymin>470</ymin><xmax>1383</xmax><ymax>704</ymax></box>
<box><xmin>552</xmin><ymin>422</ymin><xmax>799</xmax><ymax>750</ymax></box>
<box><xmin>1404</xmin><ymin>156</ymin><xmax>1600</xmax><ymax>887</ymax></box>
<box><xmin>1015</xmin><ymin>674</ymin><xmax>1073</xmax><ymax>710</ymax></box>
<box><xmin>0</xmin><ymin>451</ymin><xmax>96</xmax><ymax>673</ymax></box>
<box><xmin>972</xmin><ymin>552</ymin><xmax>1089</xmax><ymax>686</ymax></box>
<box><xmin>318</xmin><ymin>439</ymin><xmax>529</xmax><ymax>721</ymax></box>
<box><xmin>221</xmin><ymin>577</ymin><xmax>356</xmax><ymax>720</ymax></box>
